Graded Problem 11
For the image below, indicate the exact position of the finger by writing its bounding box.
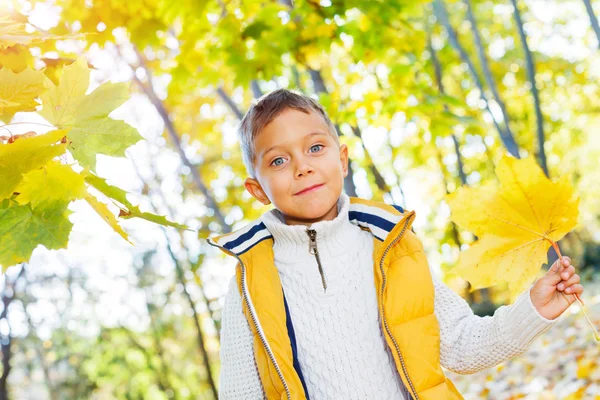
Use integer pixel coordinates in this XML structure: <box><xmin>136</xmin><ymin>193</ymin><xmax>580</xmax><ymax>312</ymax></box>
<box><xmin>557</xmin><ymin>273</ymin><xmax>580</xmax><ymax>291</ymax></box>
<box><xmin>549</xmin><ymin>256</ymin><xmax>569</xmax><ymax>274</ymax></box>
<box><xmin>560</xmin><ymin>265</ymin><xmax>576</xmax><ymax>281</ymax></box>
<box><xmin>548</xmin><ymin>258</ymin><xmax>561</xmax><ymax>274</ymax></box>
<box><xmin>564</xmin><ymin>283</ymin><xmax>583</xmax><ymax>295</ymax></box>
<box><xmin>547</xmin><ymin>259</ymin><xmax>568</xmax><ymax>284</ymax></box>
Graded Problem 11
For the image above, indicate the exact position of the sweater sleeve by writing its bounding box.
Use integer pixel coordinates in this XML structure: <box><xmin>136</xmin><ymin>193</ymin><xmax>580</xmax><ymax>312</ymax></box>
<box><xmin>433</xmin><ymin>274</ymin><xmax>559</xmax><ymax>374</ymax></box>
<box><xmin>219</xmin><ymin>275</ymin><xmax>266</xmax><ymax>399</ymax></box>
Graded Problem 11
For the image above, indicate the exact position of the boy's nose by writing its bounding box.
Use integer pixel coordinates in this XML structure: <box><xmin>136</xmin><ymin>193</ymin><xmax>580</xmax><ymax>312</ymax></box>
<box><xmin>295</xmin><ymin>162</ymin><xmax>314</xmax><ymax>178</ymax></box>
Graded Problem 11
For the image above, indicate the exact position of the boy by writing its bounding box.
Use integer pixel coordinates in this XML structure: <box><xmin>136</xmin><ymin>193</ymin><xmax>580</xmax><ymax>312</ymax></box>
<box><xmin>207</xmin><ymin>89</ymin><xmax>583</xmax><ymax>400</ymax></box>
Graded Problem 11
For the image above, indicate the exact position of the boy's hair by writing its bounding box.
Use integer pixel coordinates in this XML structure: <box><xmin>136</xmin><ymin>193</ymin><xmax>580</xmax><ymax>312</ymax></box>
<box><xmin>237</xmin><ymin>88</ymin><xmax>339</xmax><ymax>177</ymax></box>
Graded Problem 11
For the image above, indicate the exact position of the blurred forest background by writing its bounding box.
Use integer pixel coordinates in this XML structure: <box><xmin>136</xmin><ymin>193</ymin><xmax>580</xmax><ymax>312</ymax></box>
<box><xmin>1</xmin><ymin>0</ymin><xmax>600</xmax><ymax>398</ymax></box>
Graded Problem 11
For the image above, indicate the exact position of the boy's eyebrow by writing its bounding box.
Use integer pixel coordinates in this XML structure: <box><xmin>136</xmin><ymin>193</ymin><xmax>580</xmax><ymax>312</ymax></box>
<box><xmin>261</xmin><ymin>131</ymin><xmax>328</xmax><ymax>157</ymax></box>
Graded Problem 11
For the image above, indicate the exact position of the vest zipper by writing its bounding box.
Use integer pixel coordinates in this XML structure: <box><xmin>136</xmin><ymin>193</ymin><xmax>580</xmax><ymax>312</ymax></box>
<box><xmin>306</xmin><ymin>229</ymin><xmax>328</xmax><ymax>292</ymax></box>
<box><xmin>206</xmin><ymin>242</ymin><xmax>292</xmax><ymax>400</ymax></box>
<box><xmin>379</xmin><ymin>213</ymin><xmax>419</xmax><ymax>400</ymax></box>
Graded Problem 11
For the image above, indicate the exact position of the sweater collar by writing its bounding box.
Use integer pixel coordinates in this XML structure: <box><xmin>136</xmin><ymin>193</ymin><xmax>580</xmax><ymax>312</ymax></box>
<box><xmin>207</xmin><ymin>195</ymin><xmax>415</xmax><ymax>257</ymax></box>
<box><xmin>260</xmin><ymin>193</ymin><xmax>361</xmax><ymax>262</ymax></box>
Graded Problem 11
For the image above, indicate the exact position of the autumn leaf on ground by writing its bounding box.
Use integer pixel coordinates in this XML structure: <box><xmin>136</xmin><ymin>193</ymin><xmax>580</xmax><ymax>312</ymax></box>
<box><xmin>0</xmin><ymin>66</ymin><xmax>45</xmax><ymax>122</ymax></box>
<box><xmin>38</xmin><ymin>57</ymin><xmax>143</xmax><ymax>171</ymax></box>
<box><xmin>446</xmin><ymin>155</ymin><xmax>579</xmax><ymax>298</ymax></box>
<box><xmin>0</xmin><ymin>129</ymin><xmax>67</xmax><ymax>201</ymax></box>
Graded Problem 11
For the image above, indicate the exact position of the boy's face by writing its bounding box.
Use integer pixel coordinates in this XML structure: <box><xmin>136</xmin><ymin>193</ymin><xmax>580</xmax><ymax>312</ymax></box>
<box><xmin>244</xmin><ymin>108</ymin><xmax>349</xmax><ymax>226</ymax></box>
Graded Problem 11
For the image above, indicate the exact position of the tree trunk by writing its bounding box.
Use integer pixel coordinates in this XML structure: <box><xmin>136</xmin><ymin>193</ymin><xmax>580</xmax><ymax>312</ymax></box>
<box><xmin>583</xmin><ymin>0</ymin><xmax>600</xmax><ymax>49</ymax></box>
<box><xmin>126</xmin><ymin>47</ymin><xmax>231</xmax><ymax>234</ymax></box>
<box><xmin>0</xmin><ymin>264</ymin><xmax>26</xmax><ymax>400</ymax></box>
<box><xmin>433</xmin><ymin>0</ymin><xmax>521</xmax><ymax>159</ymax></box>
<box><xmin>216</xmin><ymin>87</ymin><xmax>244</xmax><ymax>120</ymax></box>
<box><xmin>292</xmin><ymin>66</ymin><xmax>304</xmax><ymax>92</ymax></box>
<box><xmin>168</xmin><ymin>243</ymin><xmax>218</xmax><ymax>399</ymax></box>
<box><xmin>129</xmin><ymin>157</ymin><xmax>221</xmax><ymax>400</ymax></box>
<box><xmin>308</xmin><ymin>70</ymin><xmax>361</xmax><ymax>197</ymax></box>
<box><xmin>121</xmin><ymin>326</ymin><xmax>174</xmax><ymax>397</ymax></box>
<box><xmin>350</xmin><ymin>126</ymin><xmax>391</xmax><ymax>194</ymax></box>
<box><xmin>464</xmin><ymin>0</ymin><xmax>516</xmax><ymax>147</ymax></box>
<box><xmin>251</xmin><ymin>80</ymin><xmax>263</xmax><ymax>99</ymax></box>
<box><xmin>308</xmin><ymin>68</ymin><xmax>327</xmax><ymax>94</ymax></box>
<box><xmin>427</xmin><ymin>29</ymin><xmax>469</xmax><ymax>187</ymax></box>
<box><xmin>428</xmin><ymin>29</ymin><xmax>492</xmax><ymax>308</ymax></box>
<box><xmin>333</xmin><ymin>123</ymin><xmax>358</xmax><ymax>197</ymax></box>
<box><xmin>510</xmin><ymin>0</ymin><xmax>549</xmax><ymax>177</ymax></box>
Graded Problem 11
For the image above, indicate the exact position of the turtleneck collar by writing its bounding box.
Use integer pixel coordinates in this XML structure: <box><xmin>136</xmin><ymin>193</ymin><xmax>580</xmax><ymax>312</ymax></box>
<box><xmin>261</xmin><ymin>193</ymin><xmax>366</xmax><ymax>264</ymax></box>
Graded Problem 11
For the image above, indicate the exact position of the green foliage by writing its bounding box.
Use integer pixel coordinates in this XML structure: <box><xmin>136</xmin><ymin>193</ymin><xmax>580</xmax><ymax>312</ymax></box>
<box><xmin>39</xmin><ymin>58</ymin><xmax>143</xmax><ymax>171</ymax></box>
<box><xmin>0</xmin><ymin>48</ymin><xmax>189</xmax><ymax>270</ymax></box>
<box><xmin>2</xmin><ymin>0</ymin><xmax>600</xmax><ymax>397</ymax></box>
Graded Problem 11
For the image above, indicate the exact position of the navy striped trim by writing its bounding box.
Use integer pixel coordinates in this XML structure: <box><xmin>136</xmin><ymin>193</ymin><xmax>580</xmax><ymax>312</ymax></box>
<box><xmin>348</xmin><ymin>211</ymin><xmax>398</xmax><ymax>241</ymax></box>
<box><xmin>283</xmin><ymin>290</ymin><xmax>310</xmax><ymax>399</ymax></box>
<box><xmin>392</xmin><ymin>204</ymin><xmax>405</xmax><ymax>214</ymax></box>
<box><xmin>349</xmin><ymin>211</ymin><xmax>396</xmax><ymax>233</ymax></box>
<box><xmin>222</xmin><ymin>222</ymin><xmax>268</xmax><ymax>251</ymax></box>
<box><xmin>215</xmin><ymin>222</ymin><xmax>273</xmax><ymax>255</ymax></box>
<box><xmin>211</xmin><ymin>200</ymin><xmax>407</xmax><ymax>255</ymax></box>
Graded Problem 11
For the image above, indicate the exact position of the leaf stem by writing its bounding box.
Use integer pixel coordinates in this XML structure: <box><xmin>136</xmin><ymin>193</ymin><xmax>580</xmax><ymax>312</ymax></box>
<box><xmin>0</xmin><ymin>121</ymin><xmax>56</xmax><ymax>129</ymax></box>
<box><xmin>549</xmin><ymin>239</ymin><xmax>600</xmax><ymax>341</ymax></box>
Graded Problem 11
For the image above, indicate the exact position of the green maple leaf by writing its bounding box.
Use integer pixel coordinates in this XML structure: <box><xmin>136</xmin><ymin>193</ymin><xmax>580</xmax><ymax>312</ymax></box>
<box><xmin>0</xmin><ymin>201</ymin><xmax>72</xmax><ymax>271</ymax></box>
<box><xmin>38</xmin><ymin>57</ymin><xmax>143</xmax><ymax>171</ymax></box>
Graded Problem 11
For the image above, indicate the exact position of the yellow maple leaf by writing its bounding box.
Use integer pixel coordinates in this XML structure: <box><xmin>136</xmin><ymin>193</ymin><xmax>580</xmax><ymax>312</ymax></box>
<box><xmin>0</xmin><ymin>66</ymin><xmax>45</xmax><ymax>122</ymax></box>
<box><xmin>0</xmin><ymin>14</ymin><xmax>85</xmax><ymax>49</ymax></box>
<box><xmin>14</xmin><ymin>161</ymin><xmax>87</xmax><ymax>210</ymax></box>
<box><xmin>84</xmin><ymin>195</ymin><xmax>133</xmax><ymax>245</ymax></box>
<box><xmin>0</xmin><ymin>15</ymin><xmax>35</xmax><ymax>49</ymax></box>
<box><xmin>0</xmin><ymin>129</ymin><xmax>67</xmax><ymax>201</ymax></box>
<box><xmin>446</xmin><ymin>155</ymin><xmax>579</xmax><ymax>298</ymax></box>
<box><xmin>0</xmin><ymin>44</ymin><xmax>30</xmax><ymax>73</ymax></box>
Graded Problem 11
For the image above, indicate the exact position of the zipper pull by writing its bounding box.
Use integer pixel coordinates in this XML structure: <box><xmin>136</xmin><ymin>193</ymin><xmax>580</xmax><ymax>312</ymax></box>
<box><xmin>307</xmin><ymin>229</ymin><xmax>317</xmax><ymax>255</ymax></box>
<box><xmin>306</xmin><ymin>229</ymin><xmax>327</xmax><ymax>291</ymax></box>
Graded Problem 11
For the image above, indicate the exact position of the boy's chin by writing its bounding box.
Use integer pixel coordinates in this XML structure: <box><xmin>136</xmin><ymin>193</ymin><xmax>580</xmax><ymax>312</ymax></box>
<box><xmin>282</xmin><ymin>203</ymin><xmax>339</xmax><ymax>225</ymax></box>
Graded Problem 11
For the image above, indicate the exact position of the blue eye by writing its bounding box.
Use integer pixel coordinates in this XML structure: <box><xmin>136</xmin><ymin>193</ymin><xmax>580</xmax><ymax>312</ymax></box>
<box><xmin>309</xmin><ymin>144</ymin><xmax>323</xmax><ymax>153</ymax></box>
<box><xmin>271</xmin><ymin>157</ymin><xmax>285</xmax><ymax>166</ymax></box>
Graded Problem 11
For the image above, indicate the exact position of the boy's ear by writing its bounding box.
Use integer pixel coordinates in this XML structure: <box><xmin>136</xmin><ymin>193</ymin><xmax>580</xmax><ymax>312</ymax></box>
<box><xmin>244</xmin><ymin>177</ymin><xmax>271</xmax><ymax>205</ymax></box>
<box><xmin>339</xmin><ymin>143</ymin><xmax>349</xmax><ymax>178</ymax></box>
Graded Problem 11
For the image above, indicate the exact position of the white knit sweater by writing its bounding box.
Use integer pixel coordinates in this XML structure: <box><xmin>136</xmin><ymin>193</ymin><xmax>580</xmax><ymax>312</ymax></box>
<box><xmin>218</xmin><ymin>194</ymin><xmax>558</xmax><ymax>399</ymax></box>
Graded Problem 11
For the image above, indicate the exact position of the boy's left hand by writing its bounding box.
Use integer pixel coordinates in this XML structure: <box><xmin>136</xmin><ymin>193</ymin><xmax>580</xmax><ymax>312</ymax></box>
<box><xmin>530</xmin><ymin>256</ymin><xmax>583</xmax><ymax>320</ymax></box>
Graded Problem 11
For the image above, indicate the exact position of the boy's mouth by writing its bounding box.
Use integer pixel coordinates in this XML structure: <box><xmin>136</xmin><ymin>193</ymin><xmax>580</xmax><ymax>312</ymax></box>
<box><xmin>294</xmin><ymin>183</ymin><xmax>324</xmax><ymax>196</ymax></box>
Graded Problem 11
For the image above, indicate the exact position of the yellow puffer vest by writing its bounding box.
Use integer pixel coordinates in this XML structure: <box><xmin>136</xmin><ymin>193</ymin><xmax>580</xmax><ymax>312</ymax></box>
<box><xmin>208</xmin><ymin>197</ymin><xmax>463</xmax><ymax>400</ymax></box>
